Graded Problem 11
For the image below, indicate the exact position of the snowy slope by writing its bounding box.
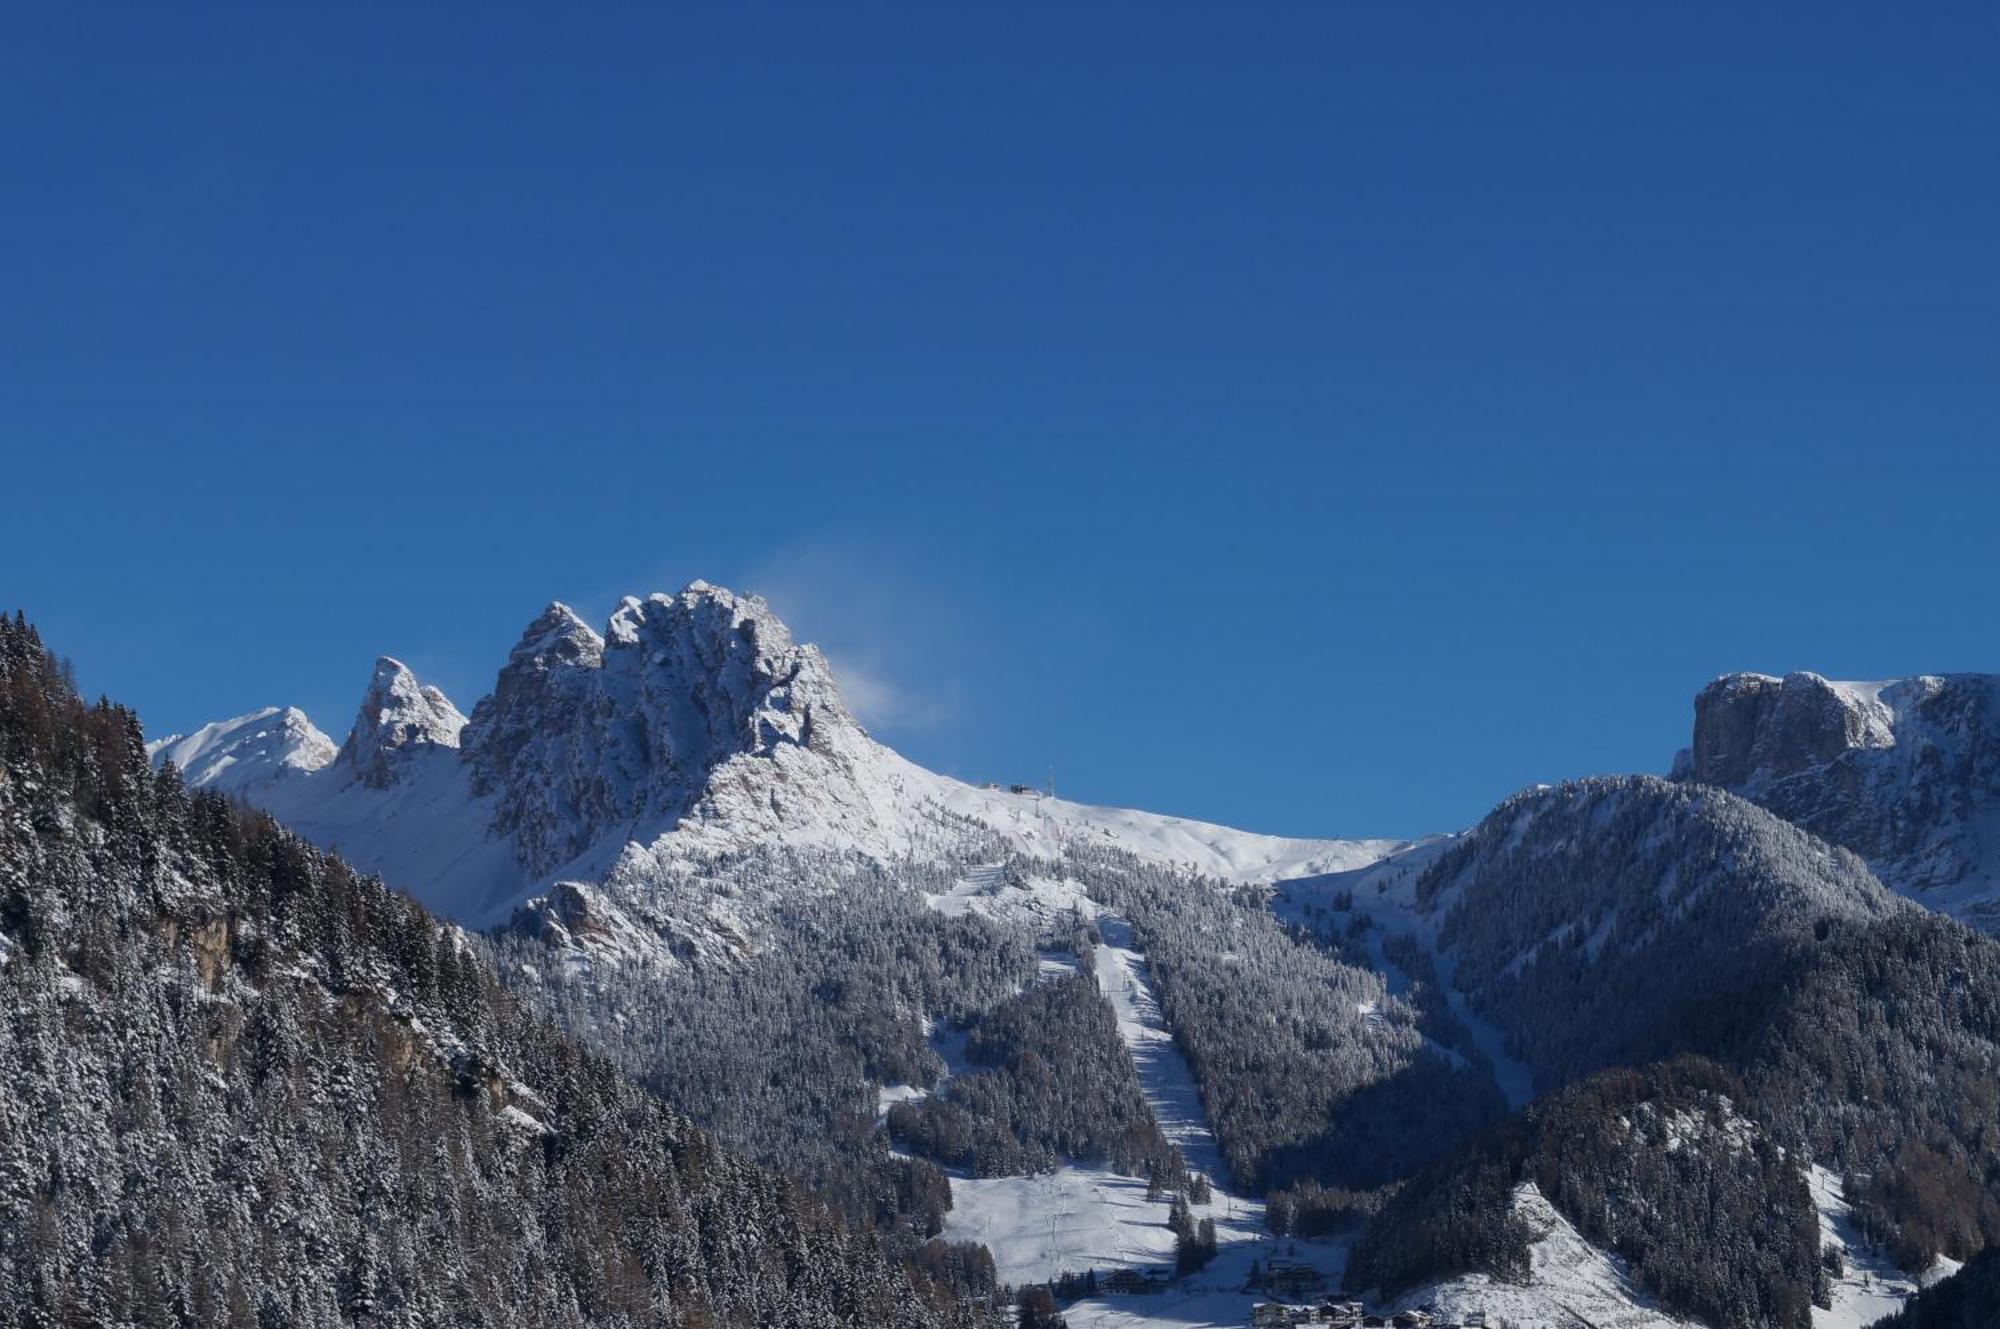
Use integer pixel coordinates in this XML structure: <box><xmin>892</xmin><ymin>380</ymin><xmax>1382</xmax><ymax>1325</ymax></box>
<box><xmin>928</xmin><ymin>884</ymin><xmax>1304</xmax><ymax>1317</ymax></box>
<box><xmin>1809</xmin><ymin>1165</ymin><xmax>1960</xmax><ymax>1329</ymax></box>
<box><xmin>153</xmin><ymin>582</ymin><xmax>1402</xmax><ymax>929</ymax></box>
<box><xmin>1396</xmin><ymin>1183</ymin><xmax>1701</xmax><ymax>1329</ymax></box>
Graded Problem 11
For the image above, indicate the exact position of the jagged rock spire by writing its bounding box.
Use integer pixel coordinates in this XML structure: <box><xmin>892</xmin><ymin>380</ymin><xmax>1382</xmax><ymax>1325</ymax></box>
<box><xmin>336</xmin><ymin>656</ymin><xmax>466</xmax><ymax>789</ymax></box>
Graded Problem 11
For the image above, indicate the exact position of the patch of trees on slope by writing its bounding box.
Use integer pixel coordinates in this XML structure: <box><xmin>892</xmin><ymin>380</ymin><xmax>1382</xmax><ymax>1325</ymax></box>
<box><xmin>1350</xmin><ymin>1057</ymin><xmax>1822</xmax><ymax>1329</ymax></box>
<box><xmin>491</xmin><ymin>847</ymin><xmax>1037</xmax><ymax>1243</ymax></box>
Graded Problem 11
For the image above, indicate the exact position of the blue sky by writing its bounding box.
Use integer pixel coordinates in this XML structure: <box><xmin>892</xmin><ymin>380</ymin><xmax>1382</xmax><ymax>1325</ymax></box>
<box><xmin>5</xmin><ymin>4</ymin><xmax>1996</xmax><ymax>838</ymax></box>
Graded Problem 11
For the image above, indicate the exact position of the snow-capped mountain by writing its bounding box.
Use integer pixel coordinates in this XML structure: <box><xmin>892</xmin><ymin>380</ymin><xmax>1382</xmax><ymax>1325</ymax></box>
<box><xmin>145</xmin><ymin>704</ymin><xmax>336</xmax><ymax>793</ymax></box>
<box><xmin>154</xmin><ymin>581</ymin><xmax>1401</xmax><ymax>928</ymax></box>
<box><xmin>1676</xmin><ymin>670</ymin><xmax>2000</xmax><ymax>930</ymax></box>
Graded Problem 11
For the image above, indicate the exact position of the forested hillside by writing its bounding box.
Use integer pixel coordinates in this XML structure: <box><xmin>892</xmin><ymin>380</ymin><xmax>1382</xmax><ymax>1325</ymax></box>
<box><xmin>1347</xmin><ymin>1058</ymin><xmax>1823</xmax><ymax>1329</ymax></box>
<box><xmin>1744</xmin><ymin>912</ymin><xmax>2000</xmax><ymax>1268</ymax></box>
<box><xmin>493</xmin><ymin>852</ymin><xmax>1036</xmax><ymax>1241</ymax></box>
<box><xmin>886</xmin><ymin>963</ymin><xmax>1180</xmax><ymax>1181</ymax></box>
<box><xmin>0</xmin><ymin>614</ymin><xmax>985</xmax><ymax>1329</ymax></box>
<box><xmin>1344</xmin><ymin>777</ymin><xmax>2000</xmax><ymax>1317</ymax></box>
<box><xmin>1069</xmin><ymin>842</ymin><xmax>1507</xmax><ymax>1193</ymax></box>
<box><xmin>1421</xmin><ymin>776</ymin><xmax>1901</xmax><ymax>1091</ymax></box>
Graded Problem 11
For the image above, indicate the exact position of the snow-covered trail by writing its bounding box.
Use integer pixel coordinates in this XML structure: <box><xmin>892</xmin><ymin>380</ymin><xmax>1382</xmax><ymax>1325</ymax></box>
<box><xmin>1061</xmin><ymin>918</ymin><xmax>1359</xmax><ymax>1329</ymax></box>
<box><xmin>929</xmin><ymin>871</ymin><xmax>1343</xmax><ymax>1324</ymax></box>
<box><xmin>1091</xmin><ymin>917</ymin><xmax>1239</xmax><ymax>1195</ymax></box>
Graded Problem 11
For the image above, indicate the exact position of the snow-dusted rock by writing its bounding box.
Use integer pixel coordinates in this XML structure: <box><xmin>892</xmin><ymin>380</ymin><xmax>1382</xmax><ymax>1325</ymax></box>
<box><xmin>336</xmin><ymin>656</ymin><xmax>466</xmax><ymax>789</ymax></box>
<box><xmin>1680</xmin><ymin>671</ymin><xmax>2000</xmax><ymax>929</ymax></box>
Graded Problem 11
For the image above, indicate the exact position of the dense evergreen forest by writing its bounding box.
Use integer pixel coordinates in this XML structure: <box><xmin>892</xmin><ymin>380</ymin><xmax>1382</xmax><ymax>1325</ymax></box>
<box><xmin>886</xmin><ymin>963</ymin><xmax>1180</xmax><ymax>1181</ymax></box>
<box><xmin>1744</xmin><ymin>912</ymin><xmax>2000</xmax><ymax>1268</ymax></box>
<box><xmin>1421</xmin><ymin>776</ymin><xmax>1899</xmax><ymax>1092</ymax></box>
<box><xmin>491</xmin><ymin>855</ymin><xmax>1036</xmax><ymax>1243</ymax></box>
<box><xmin>1339</xmin><ymin>779</ymin><xmax>2000</xmax><ymax>1317</ymax></box>
<box><xmin>1067</xmin><ymin>842</ymin><xmax>1507</xmax><ymax>1193</ymax></box>
<box><xmin>0</xmin><ymin>614</ymin><xmax>991</xmax><ymax>1328</ymax></box>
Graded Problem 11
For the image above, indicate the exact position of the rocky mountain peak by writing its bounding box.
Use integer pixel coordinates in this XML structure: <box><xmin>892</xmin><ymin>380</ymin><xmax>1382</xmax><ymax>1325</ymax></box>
<box><xmin>603</xmin><ymin>582</ymin><xmax>854</xmax><ymax>756</ymax></box>
<box><xmin>336</xmin><ymin>656</ymin><xmax>467</xmax><ymax>789</ymax></box>
<box><xmin>1685</xmin><ymin>671</ymin><xmax>1896</xmax><ymax>790</ymax></box>
<box><xmin>460</xmin><ymin>582</ymin><xmax>867</xmax><ymax>879</ymax></box>
<box><xmin>1679</xmin><ymin>670</ymin><xmax>2000</xmax><ymax>929</ymax></box>
<box><xmin>510</xmin><ymin>601</ymin><xmax>605</xmax><ymax>668</ymax></box>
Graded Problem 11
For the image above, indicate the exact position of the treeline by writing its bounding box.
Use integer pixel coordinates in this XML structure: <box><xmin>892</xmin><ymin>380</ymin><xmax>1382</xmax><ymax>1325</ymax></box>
<box><xmin>1349</xmin><ymin>1058</ymin><xmax>1824</xmax><ymax>1329</ymax></box>
<box><xmin>0</xmin><ymin>613</ymin><xmax>989</xmax><ymax>1329</ymax></box>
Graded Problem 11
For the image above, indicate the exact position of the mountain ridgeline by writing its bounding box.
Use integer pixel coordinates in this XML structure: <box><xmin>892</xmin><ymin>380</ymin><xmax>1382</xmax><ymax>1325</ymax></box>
<box><xmin>0</xmin><ymin>613</ymin><xmax>985</xmax><ymax>1329</ymax></box>
<box><xmin>1420</xmin><ymin>775</ymin><xmax>1904</xmax><ymax>1092</ymax></box>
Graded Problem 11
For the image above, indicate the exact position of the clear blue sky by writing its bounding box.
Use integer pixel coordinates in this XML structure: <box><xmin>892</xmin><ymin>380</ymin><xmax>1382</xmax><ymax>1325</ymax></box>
<box><xmin>5</xmin><ymin>4</ymin><xmax>1996</xmax><ymax>838</ymax></box>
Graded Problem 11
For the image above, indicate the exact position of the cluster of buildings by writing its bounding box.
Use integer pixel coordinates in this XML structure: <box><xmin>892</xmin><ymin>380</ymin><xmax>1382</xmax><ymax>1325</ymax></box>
<box><xmin>1095</xmin><ymin>1268</ymin><xmax>1176</xmax><ymax>1296</ymax></box>
<box><xmin>1250</xmin><ymin>1302</ymin><xmax>1488</xmax><ymax>1329</ymax></box>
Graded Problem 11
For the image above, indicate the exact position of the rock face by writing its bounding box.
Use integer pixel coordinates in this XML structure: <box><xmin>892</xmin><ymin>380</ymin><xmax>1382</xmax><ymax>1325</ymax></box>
<box><xmin>461</xmin><ymin>584</ymin><xmax>882</xmax><ymax>878</ymax></box>
<box><xmin>335</xmin><ymin>656</ymin><xmax>467</xmax><ymax>788</ymax></box>
<box><xmin>1684</xmin><ymin>672</ymin><xmax>1897</xmax><ymax>790</ymax></box>
<box><xmin>459</xmin><ymin>602</ymin><xmax>613</xmax><ymax>876</ymax></box>
<box><xmin>1678</xmin><ymin>671</ymin><xmax>2000</xmax><ymax>929</ymax></box>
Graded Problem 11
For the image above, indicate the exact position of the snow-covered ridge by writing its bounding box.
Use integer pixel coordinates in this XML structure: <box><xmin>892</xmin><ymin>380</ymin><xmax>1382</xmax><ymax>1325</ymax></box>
<box><xmin>146</xmin><ymin>706</ymin><xmax>336</xmax><ymax>793</ymax></box>
<box><xmin>152</xmin><ymin>582</ymin><xmax>1402</xmax><ymax>927</ymax></box>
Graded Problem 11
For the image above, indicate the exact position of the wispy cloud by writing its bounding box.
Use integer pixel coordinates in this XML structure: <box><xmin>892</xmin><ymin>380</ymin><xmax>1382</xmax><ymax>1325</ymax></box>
<box><xmin>739</xmin><ymin>538</ymin><xmax>966</xmax><ymax>740</ymax></box>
